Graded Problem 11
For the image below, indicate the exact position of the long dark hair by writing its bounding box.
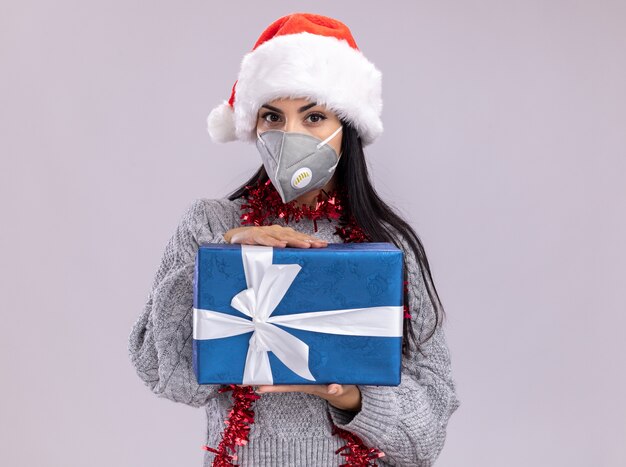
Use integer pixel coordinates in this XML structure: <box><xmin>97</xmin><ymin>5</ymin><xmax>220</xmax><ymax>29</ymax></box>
<box><xmin>227</xmin><ymin>121</ymin><xmax>446</xmax><ymax>357</ymax></box>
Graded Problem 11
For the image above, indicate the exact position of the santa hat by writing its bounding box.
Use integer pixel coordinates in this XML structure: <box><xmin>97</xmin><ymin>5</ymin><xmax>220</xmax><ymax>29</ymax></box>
<box><xmin>207</xmin><ymin>13</ymin><xmax>383</xmax><ymax>146</ymax></box>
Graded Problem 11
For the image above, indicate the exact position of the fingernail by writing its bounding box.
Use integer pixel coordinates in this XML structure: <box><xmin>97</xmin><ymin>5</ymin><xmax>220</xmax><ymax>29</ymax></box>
<box><xmin>328</xmin><ymin>387</ymin><xmax>338</xmax><ymax>395</ymax></box>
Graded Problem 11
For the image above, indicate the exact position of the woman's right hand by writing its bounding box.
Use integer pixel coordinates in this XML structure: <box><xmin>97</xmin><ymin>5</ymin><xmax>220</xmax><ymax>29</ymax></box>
<box><xmin>223</xmin><ymin>225</ymin><xmax>328</xmax><ymax>248</ymax></box>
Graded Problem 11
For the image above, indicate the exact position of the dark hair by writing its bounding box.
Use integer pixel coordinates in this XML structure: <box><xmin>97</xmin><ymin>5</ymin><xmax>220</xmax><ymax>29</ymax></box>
<box><xmin>227</xmin><ymin>121</ymin><xmax>446</xmax><ymax>357</ymax></box>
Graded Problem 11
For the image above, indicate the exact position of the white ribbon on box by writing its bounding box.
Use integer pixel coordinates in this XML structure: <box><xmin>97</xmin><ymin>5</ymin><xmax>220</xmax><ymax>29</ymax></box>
<box><xmin>193</xmin><ymin>244</ymin><xmax>403</xmax><ymax>385</ymax></box>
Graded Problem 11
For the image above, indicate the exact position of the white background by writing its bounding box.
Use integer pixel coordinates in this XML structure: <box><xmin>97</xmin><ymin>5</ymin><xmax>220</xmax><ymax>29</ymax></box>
<box><xmin>1</xmin><ymin>1</ymin><xmax>625</xmax><ymax>466</ymax></box>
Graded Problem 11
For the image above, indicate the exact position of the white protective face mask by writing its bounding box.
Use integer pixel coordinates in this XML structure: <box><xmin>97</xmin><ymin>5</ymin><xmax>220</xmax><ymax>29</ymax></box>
<box><xmin>255</xmin><ymin>125</ymin><xmax>343</xmax><ymax>204</ymax></box>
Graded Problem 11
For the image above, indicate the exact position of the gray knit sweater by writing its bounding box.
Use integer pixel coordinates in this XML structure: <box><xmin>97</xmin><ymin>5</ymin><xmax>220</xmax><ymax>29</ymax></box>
<box><xmin>128</xmin><ymin>196</ymin><xmax>460</xmax><ymax>466</ymax></box>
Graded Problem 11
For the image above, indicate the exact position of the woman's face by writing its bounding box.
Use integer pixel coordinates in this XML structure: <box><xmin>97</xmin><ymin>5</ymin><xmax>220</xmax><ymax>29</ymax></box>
<box><xmin>256</xmin><ymin>98</ymin><xmax>343</xmax><ymax>155</ymax></box>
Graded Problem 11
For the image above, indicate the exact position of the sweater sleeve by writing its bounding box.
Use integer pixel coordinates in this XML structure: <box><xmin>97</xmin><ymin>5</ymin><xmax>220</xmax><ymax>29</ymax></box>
<box><xmin>327</xmin><ymin>235</ymin><xmax>461</xmax><ymax>466</ymax></box>
<box><xmin>127</xmin><ymin>199</ymin><xmax>232</xmax><ymax>408</ymax></box>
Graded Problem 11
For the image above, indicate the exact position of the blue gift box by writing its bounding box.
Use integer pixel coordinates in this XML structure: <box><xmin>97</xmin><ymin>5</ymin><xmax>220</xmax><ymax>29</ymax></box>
<box><xmin>192</xmin><ymin>242</ymin><xmax>404</xmax><ymax>386</ymax></box>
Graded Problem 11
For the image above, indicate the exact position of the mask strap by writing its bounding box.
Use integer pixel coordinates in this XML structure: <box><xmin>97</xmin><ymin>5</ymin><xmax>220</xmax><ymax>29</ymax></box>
<box><xmin>327</xmin><ymin>158</ymin><xmax>340</xmax><ymax>173</ymax></box>
<box><xmin>316</xmin><ymin>125</ymin><xmax>343</xmax><ymax>149</ymax></box>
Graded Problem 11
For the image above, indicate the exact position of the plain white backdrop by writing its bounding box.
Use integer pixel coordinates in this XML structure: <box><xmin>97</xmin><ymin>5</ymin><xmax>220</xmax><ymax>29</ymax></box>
<box><xmin>1</xmin><ymin>1</ymin><xmax>624</xmax><ymax>466</ymax></box>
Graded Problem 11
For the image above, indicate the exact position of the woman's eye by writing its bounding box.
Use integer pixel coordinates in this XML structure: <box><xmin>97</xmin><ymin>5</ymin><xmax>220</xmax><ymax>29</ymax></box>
<box><xmin>306</xmin><ymin>113</ymin><xmax>327</xmax><ymax>124</ymax></box>
<box><xmin>261</xmin><ymin>112</ymin><xmax>282</xmax><ymax>123</ymax></box>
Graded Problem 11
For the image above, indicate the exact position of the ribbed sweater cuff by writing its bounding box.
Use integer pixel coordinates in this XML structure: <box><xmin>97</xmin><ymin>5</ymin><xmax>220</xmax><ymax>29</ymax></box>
<box><xmin>327</xmin><ymin>385</ymin><xmax>399</xmax><ymax>446</ymax></box>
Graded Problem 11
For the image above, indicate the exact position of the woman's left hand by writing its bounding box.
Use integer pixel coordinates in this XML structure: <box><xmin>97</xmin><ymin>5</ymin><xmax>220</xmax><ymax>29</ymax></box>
<box><xmin>255</xmin><ymin>384</ymin><xmax>361</xmax><ymax>412</ymax></box>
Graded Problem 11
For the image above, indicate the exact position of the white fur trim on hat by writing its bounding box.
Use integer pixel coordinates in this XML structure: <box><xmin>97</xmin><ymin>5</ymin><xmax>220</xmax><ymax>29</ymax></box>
<box><xmin>209</xmin><ymin>32</ymin><xmax>383</xmax><ymax>146</ymax></box>
<box><xmin>207</xmin><ymin>101</ymin><xmax>237</xmax><ymax>143</ymax></box>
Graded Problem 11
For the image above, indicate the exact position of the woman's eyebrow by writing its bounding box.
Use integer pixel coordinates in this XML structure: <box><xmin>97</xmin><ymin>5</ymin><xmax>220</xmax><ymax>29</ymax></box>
<box><xmin>260</xmin><ymin>102</ymin><xmax>318</xmax><ymax>114</ymax></box>
<box><xmin>261</xmin><ymin>104</ymin><xmax>282</xmax><ymax>113</ymax></box>
<box><xmin>298</xmin><ymin>102</ymin><xmax>317</xmax><ymax>112</ymax></box>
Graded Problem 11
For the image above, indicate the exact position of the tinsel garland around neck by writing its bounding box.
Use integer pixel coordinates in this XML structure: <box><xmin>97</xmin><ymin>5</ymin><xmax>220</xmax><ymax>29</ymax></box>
<box><xmin>239</xmin><ymin>178</ymin><xmax>370</xmax><ymax>243</ymax></box>
<box><xmin>202</xmin><ymin>178</ymin><xmax>400</xmax><ymax>466</ymax></box>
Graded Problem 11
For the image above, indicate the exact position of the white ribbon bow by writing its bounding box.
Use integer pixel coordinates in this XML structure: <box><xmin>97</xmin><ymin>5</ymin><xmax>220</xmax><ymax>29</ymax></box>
<box><xmin>193</xmin><ymin>245</ymin><xmax>403</xmax><ymax>385</ymax></box>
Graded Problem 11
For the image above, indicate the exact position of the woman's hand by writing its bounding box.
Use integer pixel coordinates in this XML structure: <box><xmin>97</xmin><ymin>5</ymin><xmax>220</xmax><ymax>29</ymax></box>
<box><xmin>254</xmin><ymin>384</ymin><xmax>361</xmax><ymax>412</ymax></box>
<box><xmin>223</xmin><ymin>225</ymin><xmax>328</xmax><ymax>248</ymax></box>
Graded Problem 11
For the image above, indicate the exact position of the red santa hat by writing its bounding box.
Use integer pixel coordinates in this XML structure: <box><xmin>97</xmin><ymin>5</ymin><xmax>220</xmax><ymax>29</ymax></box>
<box><xmin>207</xmin><ymin>13</ymin><xmax>383</xmax><ymax>146</ymax></box>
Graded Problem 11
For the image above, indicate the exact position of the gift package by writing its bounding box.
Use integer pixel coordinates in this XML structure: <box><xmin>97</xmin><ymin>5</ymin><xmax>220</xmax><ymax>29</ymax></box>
<box><xmin>192</xmin><ymin>243</ymin><xmax>404</xmax><ymax>386</ymax></box>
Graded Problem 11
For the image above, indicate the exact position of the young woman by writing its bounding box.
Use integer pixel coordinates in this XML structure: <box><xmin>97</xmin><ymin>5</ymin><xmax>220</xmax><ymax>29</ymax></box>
<box><xmin>128</xmin><ymin>13</ymin><xmax>460</xmax><ymax>466</ymax></box>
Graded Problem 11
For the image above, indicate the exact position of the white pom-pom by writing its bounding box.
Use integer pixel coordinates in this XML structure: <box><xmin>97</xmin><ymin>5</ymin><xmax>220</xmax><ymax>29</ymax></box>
<box><xmin>207</xmin><ymin>102</ymin><xmax>237</xmax><ymax>143</ymax></box>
